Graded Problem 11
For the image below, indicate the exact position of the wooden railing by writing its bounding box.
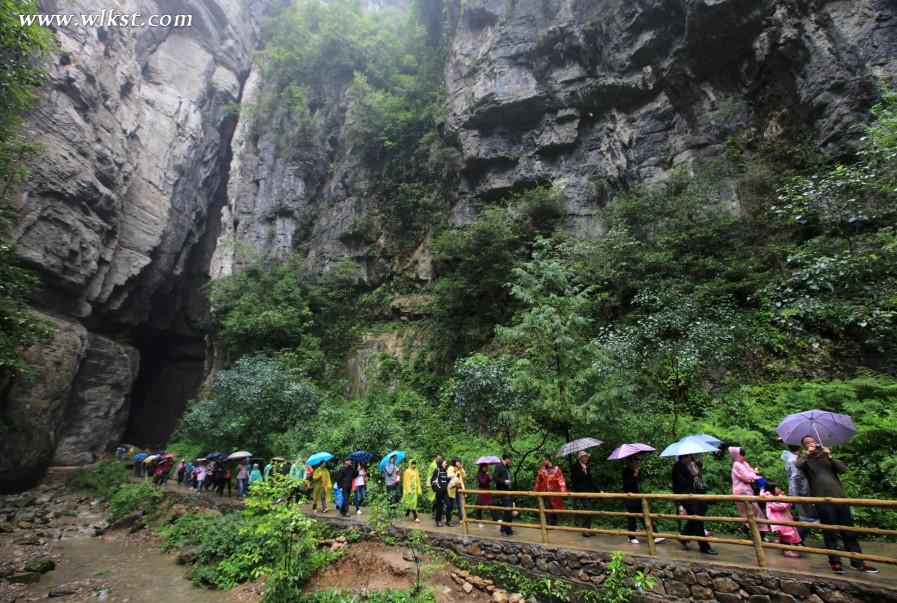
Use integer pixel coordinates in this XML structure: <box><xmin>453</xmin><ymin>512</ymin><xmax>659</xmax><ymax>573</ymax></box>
<box><xmin>458</xmin><ymin>489</ymin><xmax>897</xmax><ymax>569</ymax></box>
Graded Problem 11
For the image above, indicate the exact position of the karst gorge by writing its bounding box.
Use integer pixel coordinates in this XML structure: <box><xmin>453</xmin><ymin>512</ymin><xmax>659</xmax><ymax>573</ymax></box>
<box><xmin>2</xmin><ymin>0</ymin><xmax>897</xmax><ymax>598</ymax></box>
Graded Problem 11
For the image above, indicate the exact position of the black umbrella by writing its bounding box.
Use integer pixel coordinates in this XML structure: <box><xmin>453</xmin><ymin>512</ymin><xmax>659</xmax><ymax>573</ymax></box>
<box><xmin>206</xmin><ymin>451</ymin><xmax>227</xmax><ymax>461</ymax></box>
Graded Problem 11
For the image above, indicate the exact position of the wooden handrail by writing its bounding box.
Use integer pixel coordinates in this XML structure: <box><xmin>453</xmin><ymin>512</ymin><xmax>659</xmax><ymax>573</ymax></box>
<box><xmin>456</xmin><ymin>488</ymin><xmax>897</xmax><ymax>570</ymax></box>
<box><xmin>461</xmin><ymin>488</ymin><xmax>897</xmax><ymax>507</ymax></box>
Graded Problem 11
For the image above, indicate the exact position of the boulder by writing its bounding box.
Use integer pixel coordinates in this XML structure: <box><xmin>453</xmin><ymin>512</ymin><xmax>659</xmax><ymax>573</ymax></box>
<box><xmin>25</xmin><ymin>557</ymin><xmax>56</xmax><ymax>573</ymax></box>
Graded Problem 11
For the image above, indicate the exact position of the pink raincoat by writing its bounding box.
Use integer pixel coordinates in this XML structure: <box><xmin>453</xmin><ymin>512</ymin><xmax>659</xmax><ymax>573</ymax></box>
<box><xmin>729</xmin><ymin>446</ymin><xmax>767</xmax><ymax>531</ymax></box>
<box><xmin>763</xmin><ymin>491</ymin><xmax>801</xmax><ymax>544</ymax></box>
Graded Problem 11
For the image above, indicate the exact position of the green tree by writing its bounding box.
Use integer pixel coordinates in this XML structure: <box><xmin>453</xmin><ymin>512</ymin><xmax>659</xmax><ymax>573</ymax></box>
<box><xmin>175</xmin><ymin>356</ymin><xmax>322</xmax><ymax>455</ymax></box>
<box><xmin>496</xmin><ymin>237</ymin><xmax>596</xmax><ymax>440</ymax></box>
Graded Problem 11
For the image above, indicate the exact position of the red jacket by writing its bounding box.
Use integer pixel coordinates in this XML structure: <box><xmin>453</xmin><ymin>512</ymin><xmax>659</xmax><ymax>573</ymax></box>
<box><xmin>534</xmin><ymin>465</ymin><xmax>567</xmax><ymax>510</ymax></box>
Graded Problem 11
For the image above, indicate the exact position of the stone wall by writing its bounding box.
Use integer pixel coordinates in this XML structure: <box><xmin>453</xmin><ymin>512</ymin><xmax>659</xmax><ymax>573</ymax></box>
<box><xmin>313</xmin><ymin>514</ymin><xmax>897</xmax><ymax>603</ymax></box>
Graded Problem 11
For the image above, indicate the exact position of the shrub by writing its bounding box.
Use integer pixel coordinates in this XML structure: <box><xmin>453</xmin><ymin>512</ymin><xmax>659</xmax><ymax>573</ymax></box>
<box><xmin>65</xmin><ymin>460</ymin><xmax>129</xmax><ymax>499</ymax></box>
<box><xmin>107</xmin><ymin>481</ymin><xmax>164</xmax><ymax>520</ymax></box>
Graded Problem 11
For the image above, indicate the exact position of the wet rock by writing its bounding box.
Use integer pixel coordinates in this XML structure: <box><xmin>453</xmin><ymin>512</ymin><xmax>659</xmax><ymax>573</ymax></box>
<box><xmin>0</xmin><ymin>565</ymin><xmax>13</xmax><ymax>579</ymax></box>
<box><xmin>48</xmin><ymin>588</ymin><xmax>77</xmax><ymax>597</ymax></box>
<box><xmin>109</xmin><ymin>511</ymin><xmax>143</xmax><ymax>531</ymax></box>
<box><xmin>25</xmin><ymin>557</ymin><xmax>56</xmax><ymax>573</ymax></box>
<box><xmin>13</xmin><ymin>535</ymin><xmax>41</xmax><ymax>545</ymax></box>
<box><xmin>463</xmin><ymin>582</ymin><xmax>473</xmax><ymax>594</ymax></box>
<box><xmin>491</xmin><ymin>590</ymin><xmax>509</xmax><ymax>603</ymax></box>
<box><xmin>9</xmin><ymin>571</ymin><xmax>41</xmax><ymax>584</ymax></box>
<box><xmin>176</xmin><ymin>546</ymin><xmax>200</xmax><ymax>565</ymax></box>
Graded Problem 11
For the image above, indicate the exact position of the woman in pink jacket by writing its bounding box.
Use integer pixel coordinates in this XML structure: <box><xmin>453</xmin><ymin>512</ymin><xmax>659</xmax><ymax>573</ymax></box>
<box><xmin>729</xmin><ymin>446</ymin><xmax>768</xmax><ymax>535</ymax></box>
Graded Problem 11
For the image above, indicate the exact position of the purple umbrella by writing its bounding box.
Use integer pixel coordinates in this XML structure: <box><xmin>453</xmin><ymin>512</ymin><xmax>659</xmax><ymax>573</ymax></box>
<box><xmin>776</xmin><ymin>409</ymin><xmax>857</xmax><ymax>446</ymax></box>
<box><xmin>557</xmin><ymin>437</ymin><xmax>604</xmax><ymax>457</ymax></box>
<box><xmin>607</xmin><ymin>443</ymin><xmax>656</xmax><ymax>461</ymax></box>
<box><xmin>475</xmin><ymin>455</ymin><xmax>502</xmax><ymax>465</ymax></box>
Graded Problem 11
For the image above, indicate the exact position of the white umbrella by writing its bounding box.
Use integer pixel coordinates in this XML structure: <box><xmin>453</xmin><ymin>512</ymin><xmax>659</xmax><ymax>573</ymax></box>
<box><xmin>227</xmin><ymin>451</ymin><xmax>252</xmax><ymax>460</ymax></box>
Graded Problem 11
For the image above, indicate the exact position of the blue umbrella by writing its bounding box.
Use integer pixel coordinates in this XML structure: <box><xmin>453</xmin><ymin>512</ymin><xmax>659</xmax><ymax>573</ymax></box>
<box><xmin>132</xmin><ymin>452</ymin><xmax>148</xmax><ymax>461</ymax></box>
<box><xmin>348</xmin><ymin>451</ymin><xmax>372</xmax><ymax>463</ymax></box>
<box><xmin>659</xmin><ymin>436</ymin><xmax>720</xmax><ymax>458</ymax></box>
<box><xmin>379</xmin><ymin>451</ymin><xmax>405</xmax><ymax>472</ymax></box>
<box><xmin>691</xmin><ymin>433</ymin><xmax>723</xmax><ymax>445</ymax></box>
<box><xmin>306</xmin><ymin>452</ymin><xmax>334</xmax><ymax>467</ymax></box>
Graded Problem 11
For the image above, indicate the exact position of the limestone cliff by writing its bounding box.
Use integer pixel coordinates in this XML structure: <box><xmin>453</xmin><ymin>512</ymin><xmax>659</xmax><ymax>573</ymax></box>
<box><xmin>1</xmin><ymin>0</ymin><xmax>260</xmax><ymax>488</ymax></box>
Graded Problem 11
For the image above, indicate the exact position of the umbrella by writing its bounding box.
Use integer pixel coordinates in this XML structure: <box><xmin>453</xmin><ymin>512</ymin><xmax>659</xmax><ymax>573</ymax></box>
<box><xmin>132</xmin><ymin>453</ymin><xmax>148</xmax><ymax>461</ymax></box>
<box><xmin>205</xmin><ymin>451</ymin><xmax>227</xmax><ymax>460</ymax></box>
<box><xmin>143</xmin><ymin>454</ymin><xmax>159</xmax><ymax>463</ymax></box>
<box><xmin>557</xmin><ymin>437</ymin><xmax>604</xmax><ymax>457</ymax></box>
<box><xmin>475</xmin><ymin>455</ymin><xmax>502</xmax><ymax>465</ymax></box>
<box><xmin>160</xmin><ymin>453</ymin><xmax>175</xmax><ymax>460</ymax></box>
<box><xmin>306</xmin><ymin>452</ymin><xmax>334</xmax><ymax>467</ymax></box>
<box><xmin>379</xmin><ymin>451</ymin><xmax>405</xmax><ymax>472</ymax></box>
<box><xmin>776</xmin><ymin>409</ymin><xmax>857</xmax><ymax>446</ymax></box>
<box><xmin>195</xmin><ymin>458</ymin><xmax>207</xmax><ymax>463</ymax></box>
<box><xmin>659</xmin><ymin>436</ymin><xmax>720</xmax><ymax>458</ymax></box>
<box><xmin>348</xmin><ymin>451</ymin><xmax>373</xmax><ymax>463</ymax></box>
<box><xmin>691</xmin><ymin>433</ymin><xmax>723</xmax><ymax>445</ymax></box>
<box><xmin>227</xmin><ymin>451</ymin><xmax>252</xmax><ymax>460</ymax></box>
<box><xmin>607</xmin><ymin>443</ymin><xmax>656</xmax><ymax>461</ymax></box>
<box><xmin>271</xmin><ymin>456</ymin><xmax>286</xmax><ymax>462</ymax></box>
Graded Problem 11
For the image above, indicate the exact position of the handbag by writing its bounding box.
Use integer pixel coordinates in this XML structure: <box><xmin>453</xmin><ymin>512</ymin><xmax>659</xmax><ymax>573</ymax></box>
<box><xmin>693</xmin><ymin>475</ymin><xmax>707</xmax><ymax>494</ymax></box>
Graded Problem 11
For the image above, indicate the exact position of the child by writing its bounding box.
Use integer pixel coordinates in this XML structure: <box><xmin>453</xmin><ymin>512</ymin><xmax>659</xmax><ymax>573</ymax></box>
<box><xmin>764</xmin><ymin>481</ymin><xmax>802</xmax><ymax>558</ymax></box>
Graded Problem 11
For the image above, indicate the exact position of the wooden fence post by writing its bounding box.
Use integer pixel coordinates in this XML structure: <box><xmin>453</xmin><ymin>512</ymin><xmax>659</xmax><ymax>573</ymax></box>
<box><xmin>745</xmin><ymin>499</ymin><xmax>768</xmax><ymax>568</ymax></box>
<box><xmin>641</xmin><ymin>497</ymin><xmax>657</xmax><ymax>556</ymax></box>
<box><xmin>537</xmin><ymin>496</ymin><xmax>549</xmax><ymax>544</ymax></box>
<box><xmin>461</xmin><ymin>492</ymin><xmax>470</xmax><ymax>536</ymax></box>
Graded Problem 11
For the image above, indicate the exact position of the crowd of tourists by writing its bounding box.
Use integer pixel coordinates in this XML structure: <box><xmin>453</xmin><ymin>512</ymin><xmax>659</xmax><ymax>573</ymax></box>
<box><xmin>127</xmin><ymin>432</ymin><xmax>878</xmax><ymax>576</ymax></box>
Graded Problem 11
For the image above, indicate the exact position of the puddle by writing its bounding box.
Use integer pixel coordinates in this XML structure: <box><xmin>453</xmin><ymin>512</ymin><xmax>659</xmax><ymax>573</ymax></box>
<box><xmin>19</xmin><ymin>536</ymin><xmax>240</xmax><ymax>603</ymax></box>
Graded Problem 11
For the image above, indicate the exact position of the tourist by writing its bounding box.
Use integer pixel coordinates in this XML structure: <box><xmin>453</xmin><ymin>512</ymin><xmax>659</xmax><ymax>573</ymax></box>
<box><xmin>185</xmin><ymin>460</ymin><xmax>194</xmax><ymax>487</ymax></box>
<box><xmin>176</xmin><ymin>460</ymin><xmax>186</xmax><ymax>485</ymax></box>
<box><xmin>263</xmin><ymin>460</ymin><xmax>273</xmax><ymax>481</ymax></box>
<box><xmin>474</xmin><ymin>464</ymin><xmax>496</xmax><ymax>527</ymax></box>
<box><xmin>236</xmin><ymin>460</ymin><xmax>250</xmax><ymax>499</ymax></box>
<box><xmin>447</xmin><ymin>459</ymin><xmax>466</xmax><ymax>523</ymax></box>
<box><xmin>781</xmin><ymin>444</ymin><xmax>818</xmax><ymax>542</ymax></box>
<box><xmin>763</xmin><ymin>481</ymin><xmax>802</xmax><ymax>558</ymax></box>
<box><xmin>622</xmin><ymin>456</ymin><xmax>644</xmax><ymax>544</ymax></box>
<box><xmin>428</xmin><ymin>453</ymin><xmax>445</xmax><ymax>517</ymax></box>
<box><xmin>728</xmin><ymin>446</ymin><xmax>768</xmax><ymax>537</ymax></box>
<box><xmin>430</xmin><ymin>458</ymin><xmax>450</xmax><ymax>527</ymax></box>
<box><xmin>672</xmin><ymin>454</ymin><xmax>717</xmax><ymax>555</ymax></box>
<box><xmin>493</xmin><ymin>453</ymin><xmax>514</xmax><ymax>536</ymax></box>
<box><xmin>213</xmin><ymin>462</ymin><xmax>227</xmax><ymax>496</ymax></box>
<box><xmin>795</xmin><ymin>435</ymin><xmax>878</xmax><ymax>574</ymax></box>
<box><xmin>570</xmin><ymin>450</ymin><xmax>599</xmax><ymax>537</ymax></box>
<box><xmin>249</xmin><ymin>463</ymin><xmax>263</xmax><ymax>489</ymax></box>
<box><xmin>533</xmin><ymin>454</ymin><xmax>566</xmax><ymax>527</ymax></box>
<box><xmin>384</xmin><ymin>454</ymin><xmax>401</xmax><ymax>504</ymax></box>
<box><xmin>311</xmin><ymin>462</ymin><xmax>331</xmax><ymax>513</ymax></box>
<box><xmin>353</xmin><ymin>463</ymin><xmax>367</xmax><ymax>514</ymax></box>
<box><xmin>402</xmin><ymin>459</ymin><xmax>422</xmax><ymax>522</ymax></box>
<box><xmin>334</xmin><ymin>458</ymin><xmax>357</xmax><ymax>517</ymax></box>
<box><xmin>195</xmin><ymin>462</ymin><xmax>208</xmax><ymax>493</ymax></box>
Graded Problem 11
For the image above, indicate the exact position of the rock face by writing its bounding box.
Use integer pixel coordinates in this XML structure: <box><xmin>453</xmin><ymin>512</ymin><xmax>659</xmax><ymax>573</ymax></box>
<box><xmin>1</xmin><ymin>0</ymin><xmax>260</xmax><ymax>488</ymax></box>
<box><xmin>443</xmin><ymin>0</ymin><xmax>897</xmax><ymax>231</ymax></box>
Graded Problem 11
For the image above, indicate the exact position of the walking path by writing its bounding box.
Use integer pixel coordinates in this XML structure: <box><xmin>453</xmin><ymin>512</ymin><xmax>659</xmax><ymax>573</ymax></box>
<box><xmin>151</xmin><ymin>480</ymin><xmax>897</xmax><ymax>591</ymax></box>
<box><xmin>300</xmin><ymin>503</ymin><xmax>897</xmax><ymax>591</ymax></box>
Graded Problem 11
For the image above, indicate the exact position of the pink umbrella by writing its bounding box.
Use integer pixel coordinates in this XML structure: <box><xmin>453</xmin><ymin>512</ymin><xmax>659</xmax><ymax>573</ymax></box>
<box><xmin>607</xmin><ymin>443</ymin><xmax>656</xmax><ymax>461</ymax></box>
<box><xmin>475</xmin><ymin>455</ymin><xmax>502</xmax><ymax>465</ymax></box>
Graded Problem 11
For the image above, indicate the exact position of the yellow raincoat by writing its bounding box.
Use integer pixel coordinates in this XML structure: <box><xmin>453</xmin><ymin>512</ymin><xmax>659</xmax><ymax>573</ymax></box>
<box><xmin>402</xmin><ymin>467</ymin><xmax>422</xmax><ymax>510</ymax></box>
<box><xmin>312</xmin><ymin>465</ymin><xmax>331</xmax><ymax>505</ymax></box>
<box><xmin>447</xmin><ymin>465</ymin><xmax>466</xmax><ymax>498</ymax></box>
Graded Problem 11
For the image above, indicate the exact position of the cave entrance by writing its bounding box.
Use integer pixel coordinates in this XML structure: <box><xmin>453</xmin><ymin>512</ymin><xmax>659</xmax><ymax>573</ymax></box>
<box><xmin>123</xmin><ymin>325</ymin><xmax>207</xmax><ymax>448</ymax></box>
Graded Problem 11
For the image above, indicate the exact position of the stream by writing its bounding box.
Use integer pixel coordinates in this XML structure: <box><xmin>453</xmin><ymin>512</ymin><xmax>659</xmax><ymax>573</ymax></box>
<box><xmin>0</xmin><ymin>473</ymin><xmax>250</xmax><ymax>603</ymax></box>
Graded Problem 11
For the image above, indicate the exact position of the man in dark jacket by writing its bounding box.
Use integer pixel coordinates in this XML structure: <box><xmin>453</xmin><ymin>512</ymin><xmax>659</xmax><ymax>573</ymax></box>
<box><xmin>493</xmin><ymin>453</ymin><xmax>514</xmax><ymax>536</ymax></box>
<box><xmin>334</xmin><ymin>458</ymin><xmax>357</xmax><ymax>517</ymax></box>
<box><xmin>672</xmin><ymin>455</ymin><xmax>717</xmax><ymax>555</ymax></box>
<box><xmin>795</xmin><ymin>435</ymin><xmax>878</xmax><ymax>574</ymax></box>
<box><xmin>570</xmin><ymin>450</ymin><xmax>599</xmax><ymax>536</ymax></box>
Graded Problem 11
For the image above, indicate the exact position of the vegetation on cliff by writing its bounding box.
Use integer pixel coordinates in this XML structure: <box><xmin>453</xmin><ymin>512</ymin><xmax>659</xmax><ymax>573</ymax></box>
<box><xmin>0</xmin><ymin>0</ymin><xmax>52</xmax><ymax>380</ymax></box>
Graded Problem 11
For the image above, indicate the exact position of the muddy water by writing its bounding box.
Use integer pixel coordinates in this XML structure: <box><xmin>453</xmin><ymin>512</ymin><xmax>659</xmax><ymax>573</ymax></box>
<box><xmin>19</xmin><ymin>536</ymin><xmax>237</xmax><ymax>603</ymax></box>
